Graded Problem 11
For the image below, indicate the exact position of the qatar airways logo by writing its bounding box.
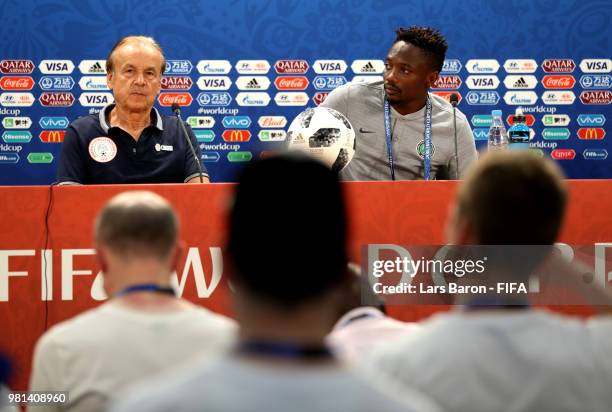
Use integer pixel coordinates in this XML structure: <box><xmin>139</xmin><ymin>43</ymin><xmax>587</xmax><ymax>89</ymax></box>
<box><xmin>0</xmin><ymin>248</ymin><xmax>224</xmax><ymax>302</ymax></box>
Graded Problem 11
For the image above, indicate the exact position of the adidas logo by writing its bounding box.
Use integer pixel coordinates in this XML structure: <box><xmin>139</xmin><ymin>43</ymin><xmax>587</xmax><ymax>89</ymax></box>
<box><xmin>246</xmin><ymin>78</ymin><xmax>260</xmax><ymax>89</ymax></box>
<box><xmin>361</xmin><ymin>61</ymin><xmax>375</xmax><ymax>72</ymax></box>
<box><xmin>512</xmin><ymin>77</ymin><xmax>528</xmax><ymax>88</ymax></box>
<box><xmin>89</xmin><ymin>61</ymin><xmax>105</xmax><ymax>73</ymax></box>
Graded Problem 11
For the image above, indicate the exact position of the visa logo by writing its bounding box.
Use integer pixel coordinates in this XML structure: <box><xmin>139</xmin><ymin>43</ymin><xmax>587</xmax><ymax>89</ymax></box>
<box><xmin>320</xmin><ymin>63</ymin><xmax>341</xmax><ymax>71</ymax></box>
<box><xmin>472</xmin><ymin>78</ymin><xmax>494</xmax><ymax>87</ymax></box>
<box><xmin>39</xmin><ymin>117</ymin><xmax>69</xmax><ymax>129</ymax></box>
<box><xmin>87</xmin><ymin>95</ymin><xmax>109</xmax><ymax>104</ymax></box>
<box><xmin>203</xmin><ymin>79</ymin><xmax>225</xmax><ymax>87</ymax></box>
<box><xmin>45</xmin><ymin>63</ymin><xmax>68</xmax><ymax>71</ymax></box>
<box><xmin>586</xmin><ymin>62</ymin><xmax>608</xmax><ymax>71</ymax></box>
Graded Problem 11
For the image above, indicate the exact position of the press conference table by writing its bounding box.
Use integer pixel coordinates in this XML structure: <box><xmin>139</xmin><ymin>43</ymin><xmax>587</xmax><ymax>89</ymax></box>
<box><xmin>1</xmin><ymin>180</ymin><xmax>611</xmax><ymax>389</ymax></box>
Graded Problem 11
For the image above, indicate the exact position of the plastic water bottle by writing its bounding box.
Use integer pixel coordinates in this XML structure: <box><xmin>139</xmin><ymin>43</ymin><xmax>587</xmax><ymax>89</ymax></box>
<box><xmin>488</xmin><ymin>109</ymin><xmax>509</xmax><ymax>151</ymax></box>
<box><xmin>507</xmin><ymin>107</ymin><xmax>530</xmax><ymax>150</ymax></box>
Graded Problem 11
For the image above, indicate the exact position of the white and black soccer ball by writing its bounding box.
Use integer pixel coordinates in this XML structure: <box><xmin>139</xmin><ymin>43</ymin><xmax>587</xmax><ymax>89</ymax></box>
<box><xmin>286</xmin><ymin>107</ymin><xmax>356</xmax><ymax>172</ymax></box>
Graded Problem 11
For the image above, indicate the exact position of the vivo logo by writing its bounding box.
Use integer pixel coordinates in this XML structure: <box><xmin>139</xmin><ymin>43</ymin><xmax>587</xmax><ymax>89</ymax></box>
<box><xmin>39</xmin><ymin>116</ymin><xmax>69</xmax><ymax>129</ymax></box>
<box><xmin>472</xmin><ymin>128</ymin><xmax>489</xmax><ymax>140</ymax></box>
<box><xmin>222</xmin><ymin>116</ymin><xmax>251</xmax><ymax>128</ymax></box>
<box><xmin>577</xmin><ymin>114</ymin><xmax>606</xmax><ymax>127</ymax></box>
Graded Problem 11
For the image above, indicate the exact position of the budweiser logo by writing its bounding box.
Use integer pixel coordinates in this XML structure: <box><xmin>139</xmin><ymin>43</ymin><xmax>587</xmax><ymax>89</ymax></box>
<box><xmin>274</xmin><ymin>76</ymin><xmax>309</xmax><ymax>90</ymax></box>
<box><xmin>0</xmin><ymin>60</ymin><xmax>34</xmax><ymax>74</ymax></box>
<box><xmin>157</xmin><ymin>92</ymin><xmax>193</xmax><ymax>106</ymax></box>
<box><xmin>258</xmin><ymin>116</ymin><xmax>287</xmax><ymax>128</ymax></box>
<box><xmin>274</xmin><ymin>60</ymin><xmax>309</xmax><ymax>74</ymax></box>
<box><xmin>0</xmin><ymin>76</ymin><xmax>34</xmax><ymax>90</ymax></box>
<box><xmin>542</xmin><ymin>75</ymin><xmax>575</xmax><ymax>89</ymax></box>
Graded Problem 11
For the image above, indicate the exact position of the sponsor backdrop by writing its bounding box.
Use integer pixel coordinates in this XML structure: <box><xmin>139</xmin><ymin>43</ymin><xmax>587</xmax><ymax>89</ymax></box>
<box><xmin>0</xmin><ymin>0</ymin><xmax>610</xmax><ymax>184</ymax></box>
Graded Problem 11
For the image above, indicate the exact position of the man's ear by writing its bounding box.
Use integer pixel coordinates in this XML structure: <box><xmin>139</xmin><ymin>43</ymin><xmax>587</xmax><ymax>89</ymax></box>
<box><xmin>426</xmin><ymin>70</ymin><xmax>439</xmax><ymax>88</ymax></box>
<box><xmin>170</xmin><ymin>241</ymin><xmax>185</xmax><ymax>272</ymax></box>
<box><xmin>445</xmin><ymin>205</ymin><xmax>477</xmax><ymax>245</ymax></box>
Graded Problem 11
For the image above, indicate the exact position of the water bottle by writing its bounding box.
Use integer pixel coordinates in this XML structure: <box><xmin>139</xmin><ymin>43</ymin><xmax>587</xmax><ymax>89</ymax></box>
<box><xmin>488</xmin><ymin>109</ymin><xmax>509</xmax><ymax>151</ymax></box>
<box><xmin>507</xmin><ymin>107</ymin><xmax>530</xmax><ymax>150</ymax></box>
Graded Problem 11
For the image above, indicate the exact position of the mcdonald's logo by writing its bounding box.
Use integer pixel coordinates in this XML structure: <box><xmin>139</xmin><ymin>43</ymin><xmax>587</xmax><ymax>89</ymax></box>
<box><xmin>39</xmin><ymin>130</ymin><xmax>65</xmax><ymax>143</ymax></box>
<box><xmin>222</xmin><ymin>130</ymin><xmax>251</xmax><ymax>142</ymax></box>
<box><xmin>577</xmin><ymin>128</ymin><xmax>605</xmax><ymax>140</ymax></box>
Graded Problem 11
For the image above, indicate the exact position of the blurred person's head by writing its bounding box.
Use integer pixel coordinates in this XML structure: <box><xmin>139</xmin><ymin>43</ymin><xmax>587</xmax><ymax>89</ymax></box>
<box><xmin>95</xmin><ymin>190</ymin><xmax>180</xmax><ymax>295</ymax></box>
<box><xmin>448</xmin><ymin>151</ymin><xmax>567</xmax><ymax>246</ymax></box>
<box><xmin>227</xmin><ymin>154</ymin><xmax>349</xmax><ymax>340</ymax></box>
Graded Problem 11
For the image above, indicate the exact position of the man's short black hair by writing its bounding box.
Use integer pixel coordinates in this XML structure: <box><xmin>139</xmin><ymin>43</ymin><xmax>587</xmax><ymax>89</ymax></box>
<box><xmin>394</xmin><ymin>26</ymin><xmax>448</xmax><ymax>72</ymax></box>
<box><xmin>228</xmin><ymin>154</ymin><xmax>348</xmax><ymax>307</ymax></box>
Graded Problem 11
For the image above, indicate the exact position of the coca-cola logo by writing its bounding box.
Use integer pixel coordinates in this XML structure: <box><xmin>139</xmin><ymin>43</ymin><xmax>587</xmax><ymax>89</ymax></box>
<box><xmin>0</xmin><ymin>76</ymin><xmax>34</xmax><ymax>90</ymax></box>
<box><xmin>542</xmin><ymin>59</ymin><xmax>575</xmax><ymax>73</ymax></box>
<box><xmin>160</xmin><ymin>76</ymin><xmax>193</xmax><ymax>90</ymax></box>
<box><xmin>157</xmin><ymin>92</ymin><xmax>193</xmax><ymax>106</ymax></box>
<box><xmin>431</xmin><ymin>75</ymin><xmax>462</xmax><ymax>90</ymax></box>
<box><xmin>274</xmin><ymin>76</ymin><xmax>309</xmax><ymax>90</ymax></box>
<box><xmin>0</xmin><ymin>60</ymin><xmax>35</xmax><ymax>74</ymax></box>
<box><xmin>579</xmin><ymin>90</ymin><xmax>612</xmax><ymax>105</ymax></box>
<box><xmin>542</xmin><ymin>75</ymin><xmax>575</xmax><ymax>89</ymax></box>
<box><xmin>39</xmin><ymin>92</ymin><xmax>75</xmax><ymax>107</ymax></box>
<box><xmin>274</xmin><ymin>60</ymin><xmax>309</xmax><ymax>74</ymax></box>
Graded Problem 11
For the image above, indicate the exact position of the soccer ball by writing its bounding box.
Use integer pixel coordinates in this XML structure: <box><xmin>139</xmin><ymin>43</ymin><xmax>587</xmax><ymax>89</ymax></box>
<box><xmin>286</xmin><ymin>107</ymin><xmax>356</xmax><ymax>172</ymax></box>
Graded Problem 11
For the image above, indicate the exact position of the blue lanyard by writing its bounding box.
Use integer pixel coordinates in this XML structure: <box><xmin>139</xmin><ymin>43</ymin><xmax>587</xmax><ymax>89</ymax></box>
<box><xmin>238</xmin><ymin>341</ymin><xmax>334</xmax><ymax>360</ymax></box>
<box><xmin>114</xmin><ymin>283</ymin><xmax>176</xmax><ymax>297</ymax></box>
<box><xmin>383</xmin><ymin>95</ymin><xmax>433</xmax><ymax>180</ymax></box>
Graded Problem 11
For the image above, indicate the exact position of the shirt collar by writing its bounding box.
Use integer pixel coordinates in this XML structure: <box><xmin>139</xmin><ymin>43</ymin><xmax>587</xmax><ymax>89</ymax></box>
<box><xmin>98</xmin><ymin>103</ymin><xmax>164</xmax><ymax>133</ymax></box>
<box><xmin>332</xmin><ymin>306</ymin><xmax>386</xmax><ymax>331</ymax></box>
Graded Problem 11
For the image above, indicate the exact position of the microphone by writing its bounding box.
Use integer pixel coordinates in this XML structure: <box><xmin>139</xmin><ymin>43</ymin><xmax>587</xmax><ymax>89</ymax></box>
<box><xmin>171</xmin><ymin>103</ymin><xmax>204</xmax><ymax>183</ymax></box>
<box><xmin>449</xmin><ymin>93</ymin><xmax>459</xmax><ymax>180</ymax></box>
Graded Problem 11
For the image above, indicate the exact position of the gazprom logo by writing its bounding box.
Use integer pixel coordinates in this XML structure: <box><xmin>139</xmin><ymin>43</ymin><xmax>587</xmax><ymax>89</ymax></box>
<box><xmin>222</xmin><ymin>116</ymin><xmax>251</xmax><ymax>128</ymax></box>
<box><xmin>577</xmin><ymin>114</ymin><xmax>605</xmax><ymax>127</ymax></box>
<box><xmin>39</xmin><ymin>116</ymin><xmax>69</xmax><ymax>129</ymax></box>
<box><xmin>441</xmin><ymin>59</ymin><xmax>462</xmax><ymax>74</ymax></box>
<box><xmin>466</xmin><ymin>59</ymin><xmax>500</xmax><ymax>74</ymax></box>
<box><xmin>466</xmin><ymin>91</ymin><xmax>500</xmax><ymax>105</ymax></box>
<box><xmin>472</xmin><ymin>128</ymin><xmax>489</xmax><ymax>140</ymax></box>
<box><xmin>197</xmin><ymin>92</ymin><xmax>231</xmax><ymax>106</ymax></box>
